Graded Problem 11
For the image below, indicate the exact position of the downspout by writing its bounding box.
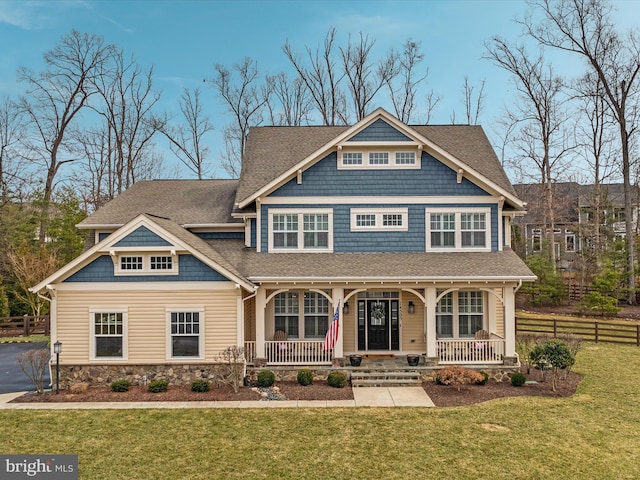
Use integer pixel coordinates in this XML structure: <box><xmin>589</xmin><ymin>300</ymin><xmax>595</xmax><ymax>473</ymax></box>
<box><xmin>38</xmin><ymin>287</ymin><xmax>54</xmax><ymax>388</ymax></box>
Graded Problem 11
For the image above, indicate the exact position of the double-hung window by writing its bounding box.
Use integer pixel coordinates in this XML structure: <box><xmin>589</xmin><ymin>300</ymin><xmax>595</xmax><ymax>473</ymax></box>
<box><xmin>269</xmin><ymin>209</ymin><xmax>333</xmax><ymax>252</ymax></box>
<box><xmin>430</xmin><ymin>213</ymin><xmax>455</xmax><ymax>248</ymax></box>
<box><xmin>426</xmin><ymin>208</ymin><xmax>491</xmax><ymax>251</ymax></box>
<box><xmin>91</xmin><ymin>310</ymin><xmax>126</xmax><ymax>360</ymax></box>
<box><xmin>435</xmin><ymin>291</ymin><xmax>485</xmax><ymax>339</ymax></box>
<box><xmin>461</xmin><ymin>213</ymin><xmax>486</xmax><ymax>248</ymax></box>
<box><xmin>458</xmin><ymin>292</ymin><xmax>484</xmax><ymax>337</ymax></box>
<box><xmin>304</xmin><ymin>292</ymin><xmax>329</xmax><ymax>338</ymax></box>
<box><xmin>168</xmin><ymin>310</ymin><xmax>203</xmax><ymax>358</ymax></box>
<box><xmin>274</xmin><ymin>292</ymin><xmax>299</xmax><ymax>338</ymax></box>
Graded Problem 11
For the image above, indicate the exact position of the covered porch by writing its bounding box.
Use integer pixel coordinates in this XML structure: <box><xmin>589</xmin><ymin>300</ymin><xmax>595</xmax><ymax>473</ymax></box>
<box><xmin>242</xmin><ymin>282</ymin><xmax>518</xmax><ymax>367</ymax></box>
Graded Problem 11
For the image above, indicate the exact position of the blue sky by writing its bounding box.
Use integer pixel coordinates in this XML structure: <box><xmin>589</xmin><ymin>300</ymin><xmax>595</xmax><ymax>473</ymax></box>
<box><xmin>0</xmin><ymin>0</ymin><xmax>638</xmax><ymax>179</ymax></box>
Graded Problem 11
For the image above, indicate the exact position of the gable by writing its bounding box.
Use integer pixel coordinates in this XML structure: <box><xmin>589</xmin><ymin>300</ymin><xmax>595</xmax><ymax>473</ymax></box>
<box><xmin>270</xmin><ymin>150</ymin><xmax>491</xmax><ymax>198</ymax></box>
<box><xmin>113</xmin><ymin>226</ymin><xmax>173</xmax><ymax>247</ymax></box>
<box><xmin>63</xmin><ymin>254</ymin><xmax>230</xmax><ymax>283</ymax></box>
<box><xmin>347</xmin><ymin>118</ymin><xmax>412</xmax><ymax>142</ymax></box>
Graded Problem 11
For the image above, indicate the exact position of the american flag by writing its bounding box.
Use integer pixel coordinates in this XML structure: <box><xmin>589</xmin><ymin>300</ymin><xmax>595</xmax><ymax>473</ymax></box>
<box><xmin>322</xmin><ymin>303</ymin><xmax>340</xmax><ymax>351</ymax></box>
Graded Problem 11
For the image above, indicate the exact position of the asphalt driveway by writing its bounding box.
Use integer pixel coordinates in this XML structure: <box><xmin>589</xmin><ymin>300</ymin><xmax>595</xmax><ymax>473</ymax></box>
<box><xmin>0</xmin><ymin>342</ymin><xmax>51</xmax><ymax>394</ymax></box>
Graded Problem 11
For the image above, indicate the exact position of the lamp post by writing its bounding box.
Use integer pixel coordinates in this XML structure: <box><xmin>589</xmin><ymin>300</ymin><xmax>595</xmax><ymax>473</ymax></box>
<box><xmin>53</xmin><ymin>341</ymin><xmax>62</xmax><ymax>394</ymax></box>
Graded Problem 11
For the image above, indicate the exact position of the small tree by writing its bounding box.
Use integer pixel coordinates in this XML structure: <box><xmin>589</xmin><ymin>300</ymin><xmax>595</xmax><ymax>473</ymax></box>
<box><xmin>578</xmin><ymin>260</ymin><xmax>622</xmax><ymax>316</ymax></box>
<box><xmin>518</xmin><ymin>255</ymin><xmax>565</xmax><ymax>306</ymax></box>
<box><xmin>214</xmin><ymin>346</ymin><xmax>246</xmax><ymax>393</ymax></box>
<box><xmin>16</xmin><ymin>348</ymin><xmax>51</xmax><ymax>394</ymax></box>
<box><xmin>529</xmin><ymin>339</ymin><xmax>574</xmax><ymax>392</ymax></box>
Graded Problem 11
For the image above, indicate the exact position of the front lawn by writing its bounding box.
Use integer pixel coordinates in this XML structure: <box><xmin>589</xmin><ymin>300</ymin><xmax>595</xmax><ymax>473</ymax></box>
<box><xmin>1</xmin><ymin>343</ymin><xmax>639</xmax><ymax>479</ymax></box>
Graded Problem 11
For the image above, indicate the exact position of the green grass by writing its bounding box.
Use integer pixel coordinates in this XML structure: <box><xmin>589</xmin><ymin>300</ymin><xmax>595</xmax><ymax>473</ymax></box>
<box><xmin>2</xmin><ymin>343</ymin><xmax>640</xmax><ymax>479</ymax></box>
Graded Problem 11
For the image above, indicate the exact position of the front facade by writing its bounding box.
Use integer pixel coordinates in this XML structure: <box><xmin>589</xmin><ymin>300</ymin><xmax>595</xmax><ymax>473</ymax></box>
<box><xmin>32</xmin><ymin>109</ymin><xmax>535</xmax><ymax>386</ymax></box>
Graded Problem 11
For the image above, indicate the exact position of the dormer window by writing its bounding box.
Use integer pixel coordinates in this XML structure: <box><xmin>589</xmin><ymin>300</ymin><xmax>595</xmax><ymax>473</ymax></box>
<box><xmin>369</xmin><ymin>152</ymin><xmax>389</xmax><ymax>165</ymax></box>
<box><xmin>342</xmin><ymin>152</ymin><xmax>363</xmax><ymax>165</ymax></box>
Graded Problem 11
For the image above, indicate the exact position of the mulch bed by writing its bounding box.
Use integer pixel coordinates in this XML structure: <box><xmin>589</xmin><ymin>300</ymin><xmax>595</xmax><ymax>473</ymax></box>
<box><xmin>11</xmin><ymin>371</ymin><xmax>581</xmax><ymax>406</ymax></box>
<box><xmin>423</xmin><ymin>370</ymin><xmax>581</xmax><ymax>407</ymax></box>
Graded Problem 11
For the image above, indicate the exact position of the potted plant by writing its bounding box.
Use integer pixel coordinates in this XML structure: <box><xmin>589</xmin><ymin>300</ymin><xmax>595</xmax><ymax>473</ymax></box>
<box><xmin>350</xmin><ymin>354</ymin><xmax>363</xmax><ymax>366</ymax></box>
<box><xmin>407</xmin><ymin>354</ymin><xmax>420</xmax><ymax>366</ymax></box>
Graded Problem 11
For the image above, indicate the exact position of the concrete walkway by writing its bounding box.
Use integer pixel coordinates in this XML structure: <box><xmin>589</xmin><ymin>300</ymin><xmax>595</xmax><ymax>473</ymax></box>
<box><xmin>0</xmin><ymin>387</ymin><xmax>434</xmax><ymax>409</ymax></box>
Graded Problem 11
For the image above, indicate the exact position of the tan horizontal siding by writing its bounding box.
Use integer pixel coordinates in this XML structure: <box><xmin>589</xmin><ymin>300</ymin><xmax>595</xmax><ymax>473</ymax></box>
<box><xmin>401</xmin><ymin>292</ymin><xmax>426</xmax><ymax>352</ymax></box>
<box><xmin>55</xmin><ymin>288</ymin><xmax>239</xmax><ymax>364</ymax></box>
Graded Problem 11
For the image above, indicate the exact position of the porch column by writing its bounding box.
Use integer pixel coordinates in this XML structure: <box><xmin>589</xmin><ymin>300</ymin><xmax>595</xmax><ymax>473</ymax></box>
<box><xmin>425</xmin><ymin>286</ymin><xmax>437</xmax><ymax>359</ymax></box>
<box><xmin>504</xmin><ymin>285</ymin><xmax>516</xmax><ymax>357</ymax></box>
<box><xmin>255</xmin><ymin>287</ymin><xmax>266</xmax><ymax>358</ymax></box>
<box><xmin>332</xmin><ymin>288</ymin><xmax>344</xmax><ymax>359</ymax></box>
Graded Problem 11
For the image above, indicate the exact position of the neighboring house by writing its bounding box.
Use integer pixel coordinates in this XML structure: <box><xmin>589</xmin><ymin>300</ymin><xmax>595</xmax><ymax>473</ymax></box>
<box><xmin>514</xmin><ymin>182</ymin><xmax>639</xmax><ymax>270</ymax></box>
<box><xmin>31</xmin><ymin>108</ymin><xmax>536</xmax><ymax>386</ymax></box>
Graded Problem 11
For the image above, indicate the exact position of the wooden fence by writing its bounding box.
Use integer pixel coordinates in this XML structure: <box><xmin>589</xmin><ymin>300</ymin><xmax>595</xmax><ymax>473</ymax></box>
<box><xmin>0</xmin><ymin>315</ymin><xmax>50</xmax><ymax>337</ymax></box>
<box><xmin>516</xmin><ymin>315</ymin><xmax>640</xmax><ymax>347</ymax></box>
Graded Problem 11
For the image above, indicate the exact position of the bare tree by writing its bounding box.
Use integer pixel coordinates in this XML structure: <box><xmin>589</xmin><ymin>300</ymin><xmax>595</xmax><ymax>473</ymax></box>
<box><xmin>283</xmin><ymin>27</ymin><xmax>347</xmax><ymax>126</ymax></box>
<box><xmin>525</xmin><ymin>0</ymin><xmax>640</xmax><ymax>303</ymax></box>
<box><xmin>424</xmin><ymin>90</ymin><xmax>442</xmax><ymax>124</ymax></box>
<box><xmin>339</xmin><ymin>32</ymin><xmax>399</xmax><ymax>121</ymax></box>
<box><xmin>486</xmin><ymin>37</ymin><xmax>572</xmax><ymax>267</ymax></box>
<box><xmin>210</xmin><ymin>58</ymin><xmax>271</xmax><ymax>177</ymax></box>
<box><xmin>158</xmin><ymin>87</ymin><xmax>214</xmax><ymax>179</ymax></box>
<box><xmin>265</xmin><ymin>73</ymin><xmax>313</xmax><ymax>126</ymax></box>
<box><xmin>17</xmin><ymin>30</ymin><xmax>115</xmax><ymax>241</ymax></box>
<box><xmin>386</xmin><ymin>40</ymin><xmax>429</xmax><ymax>123</ymax></box>
<box><xmin>0</xmin><ymin>97</ymin><xmax>27</xmax><ymax>203</ymax></box>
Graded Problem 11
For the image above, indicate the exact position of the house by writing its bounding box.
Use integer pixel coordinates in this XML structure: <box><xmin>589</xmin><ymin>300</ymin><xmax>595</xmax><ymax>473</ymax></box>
<box><xmin>31</xmin><ymin>108</ymin><xmax>536</xmax><ymax>387</ymax></box>
<box><xmin>514</xmin><ymin>182</ymin><xmax>638</xmax><ymax>271</ymax></box>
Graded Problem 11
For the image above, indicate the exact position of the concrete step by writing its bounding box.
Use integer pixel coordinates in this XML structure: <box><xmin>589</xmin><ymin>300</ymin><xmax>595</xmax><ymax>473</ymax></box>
<box><xmin>351</xmin><ymin>371</ymin><xmax>422</xmax><ymax>387</ymax></box>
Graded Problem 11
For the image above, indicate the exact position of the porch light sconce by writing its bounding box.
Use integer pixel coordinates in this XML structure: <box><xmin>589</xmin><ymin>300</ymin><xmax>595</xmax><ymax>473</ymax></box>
<box><xmin>343</xmin><ymin>302</ymin><xmax>349</xmax><ymax>315</ymax></box>
<box><xmin>408</xmin><ymin>301</ymin><xmax>415</xmax><ymax>314</ymax></box>
<box><xmin>53</xmin><ymin>341</ymin><xmax>62</xmax><ymax>394</ymax></box>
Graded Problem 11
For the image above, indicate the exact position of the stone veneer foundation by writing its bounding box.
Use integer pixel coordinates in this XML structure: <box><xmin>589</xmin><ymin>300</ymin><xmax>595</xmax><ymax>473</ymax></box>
<box><xmin>58</xmin><ymin>364</ymin><xmax>239</xmax><ymax>388</ymax></box>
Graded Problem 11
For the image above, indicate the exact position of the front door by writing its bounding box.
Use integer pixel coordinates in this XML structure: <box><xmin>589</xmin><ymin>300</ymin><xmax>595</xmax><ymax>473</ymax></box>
<box><xmin>357</xmin><ymin>299</ymin><xmax>400</xmax><ymax>351</ymax></box>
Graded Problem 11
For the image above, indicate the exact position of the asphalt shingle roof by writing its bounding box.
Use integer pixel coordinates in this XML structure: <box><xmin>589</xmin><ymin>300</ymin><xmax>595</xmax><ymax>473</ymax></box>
<box><xmin>210</xmin><ymin>239</ymin><xmax>535</xmax><ymax>281</ymax></box>
<box><xmin>79</xmin><ymin>179</ymin><xmax>241</xmax><ymax>227</ymax></box>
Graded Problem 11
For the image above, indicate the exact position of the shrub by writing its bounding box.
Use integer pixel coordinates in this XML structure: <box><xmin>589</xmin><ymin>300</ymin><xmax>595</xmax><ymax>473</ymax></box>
<box><xmin>147</xmin><ymin>379</ymin><xmax>169</xmax><ymax>393</ymax></box>
<box><xmin>16</xmin><ymin>348</ymin><xmax>50</xmax><ymax>394</ymax></box>
<box><xmin>327</xmin><ymin>371</ymin><xmax>347</xmax><ymax>388</ymax></box>
<box><xmin>257</xmin><ymin>370</ymin><xmax>275</xmax><ymax>387</ymax></box>
<box><xmin>435</xmin><ymin>366</ymin><xmax>485</xmax><ymax>391</ymax></box>
<box><xmin>214</xmin><ymin>346</ymin><xmax>246</xmax><ymax>393</ymax></box>
<box><xmin>191</xmin><ymin>380</ymin><xmax>210</xmax><ymax>392</ymax></box>
<box><xmin>511</xmin><ymin>372</ymin><xmax>526</xmax><ymax>387</ymax></box>
<box><xmin>530</xmin><ymin>339</ymin><xmax>575</xmax><ymax>391</ymax></box>
<box><xmin>297</xmin><ymin>368</ymin><xmax>314</xmax><ymax>386</ymax></box>
<box><xmin>111</xmin><ymin>379</ymin><xmax>130</xmax><ymax>392</ymax></box>
<box><xmin>476</xmin><ymin>371</ymin><xmax>489</xmax><ymax>386</ymax></box>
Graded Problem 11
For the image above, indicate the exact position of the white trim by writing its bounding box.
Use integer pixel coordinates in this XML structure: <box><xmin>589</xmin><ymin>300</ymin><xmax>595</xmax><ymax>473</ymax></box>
<box><xmin>166</xmin><ymin>307</ymin><xmax>205</xmax><ymax>360</ymax></box>
<box><xmin>260</xmin><ymin>195</ymin><xmax>500</xmax><ymax>205</ymax></box>
<box><xmin>350</xmin><ymin>208</ymin><xmax>409</xmax><ymax>232</ymax></box>
<box><xmin>267</xmin><ymin>208</ymin><xmax>334</xmax><ymax>253</ymax></box>
<box><xmin>251</xmin><ymin>276</ymin><xmax>536</xmax><ymax>283</ymax></box>
<box><xmin>50</xmin><ymin>281</ymin><xmax>237</xmax><ymax>292</ymax></box>
<box><xmin>425</xmin><ymin>207</ymin><xmax>491</xmax><ymax>252</ymax></box>
<box><xmin>89</xmin><ymin>308</ymin><xmax>128</xmax><ymax>362</ymax></box>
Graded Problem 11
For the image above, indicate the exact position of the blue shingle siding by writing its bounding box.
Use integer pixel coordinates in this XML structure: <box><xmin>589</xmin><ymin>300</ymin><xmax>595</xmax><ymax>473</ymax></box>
<box><xmin>195</xmin><ymin>232</ymin><xmax>244</xmax><ymax>240</ymax></box>
<box><xmin>250</xmin><ymin>218</ymin><xmax>257</xmax><ymax>248</ymax></box>
<box><xmin>348</xmin><ymin>119</ymin><xmax>412</xmax><ymax>142</ymax></box>
<box><xmin>64</xmin><ymin>254</ymin><xmax>229</xmax><ymax>282</ymax></box>
<box><xmin>274</xmin><ymin>151</ymin><xmax>490</xmax><ymax>197</ymax></box>
<box><xmin>260</xmin><ymin>203</ymin><xmax>499</xmax><ymax>252</ymax></box>
<box><xmin>113</xmin><ymin>226</ymin><xmax>173</xmax><ymax>247</ymax></box>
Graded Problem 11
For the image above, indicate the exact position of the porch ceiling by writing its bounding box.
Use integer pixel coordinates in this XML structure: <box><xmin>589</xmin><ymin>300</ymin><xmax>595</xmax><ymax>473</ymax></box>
<box><xmin>210</xmin><ymin>240</ymin><xmax>536</xmax><ymax>283</ymax></box>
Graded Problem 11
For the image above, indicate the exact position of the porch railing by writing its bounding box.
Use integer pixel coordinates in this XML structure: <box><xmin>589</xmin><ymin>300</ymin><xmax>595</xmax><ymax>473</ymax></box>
<box><xmin>244</xmin><ymin>341</ymin><xmax>256</xmax><ymax>364</ymax></box>
<box><xmin>437</xmin><ymin>339</ymin><xmax>505</xmax><ymax>364</ymax></box>
<box><xmin>264</xmin><ymin>340</ymin><xmax>332</xmax><ymax>365</ymax></box>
